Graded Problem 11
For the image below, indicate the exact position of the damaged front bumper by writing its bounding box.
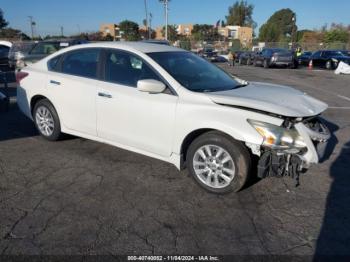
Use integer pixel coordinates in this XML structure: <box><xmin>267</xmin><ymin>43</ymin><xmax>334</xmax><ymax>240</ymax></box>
<box><xmin>249</xmin><ymin>117</ymin><xmax>331</xmax><ymax>185</ymax></box>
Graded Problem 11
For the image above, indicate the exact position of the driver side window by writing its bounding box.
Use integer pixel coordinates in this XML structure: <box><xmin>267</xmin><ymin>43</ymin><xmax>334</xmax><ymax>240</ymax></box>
<box><xmin>104</xmin><ymin>49</ymin><xmax>161</xmax><ymax>87</ymax></box>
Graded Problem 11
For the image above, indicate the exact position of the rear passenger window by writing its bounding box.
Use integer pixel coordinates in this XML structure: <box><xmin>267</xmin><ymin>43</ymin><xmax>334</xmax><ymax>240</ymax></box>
<box><xmin>104</xmin><ymin>49</ymin><xmax>161</xmax><ymax>87</ymax></box>
<box><xmin>47</xmin><ymin>55</ymin><xmax>62</xmax><ymax>71</ymax></box>
<box><xmin>62</xmin><ymin>49</ymin><xmax>99</xmax><ymax>78</ymax></box>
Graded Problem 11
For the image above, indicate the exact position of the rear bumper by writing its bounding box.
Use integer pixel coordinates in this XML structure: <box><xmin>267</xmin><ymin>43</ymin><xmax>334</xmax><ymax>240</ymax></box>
<box><xmin>271</xmin><ymin>61</ymin><xmax>293</xmax><ymax>66</ymax></box>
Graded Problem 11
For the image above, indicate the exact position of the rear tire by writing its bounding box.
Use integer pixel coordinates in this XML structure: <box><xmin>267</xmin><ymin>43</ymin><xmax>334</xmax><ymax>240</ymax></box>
<box><xmin>187</xmin><ymin>131</ymin><xmax>251</xmax><ymax>194</ymax></box>
<box><xmin>247</xmin><ymin>58</ymin><xmax>251</xmax><ymax>65</ymax></box>
<box><xmin>33</xmin><ymin>99</ymin><xmax>62</xmax><ymax>141</ymax></box>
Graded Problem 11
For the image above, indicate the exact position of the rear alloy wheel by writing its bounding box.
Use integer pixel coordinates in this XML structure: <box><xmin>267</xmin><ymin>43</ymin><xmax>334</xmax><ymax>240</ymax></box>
<box><xmin>325</xmin><ymin>60</ymin><xmax>333</xmax><ymax>70</ymax></box>
<box><xmin>238</xmin><ymin>58</ymin><xmax>243</xmax><ymax>65</ymax></box>
<box><xmin>247</xmin><ymin>58</ymin><xmax>251</xmax><ymax>65</ymax></box>
<box><xmin>33</xmin><ymin>99</ymin><xmax>62</xmax><ymax>141</ymax></box>
<box><xmin>187</xmin><ymin>131</ymin><xmax>251</xmax><ymax>194</ymax></box>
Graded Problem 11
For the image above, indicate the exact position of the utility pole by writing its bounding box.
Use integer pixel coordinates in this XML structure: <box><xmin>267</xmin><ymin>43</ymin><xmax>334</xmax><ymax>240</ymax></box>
<box><xmin>28</xmin><ymin>16</ymin><xmax>35</xmax><ymax>39</ymax></box>
<box><xmin>159</xmin><ymin>0</ymin><xmax>170</xmax><ymax>40</ymax></box>
<box><xmin>149</xmin><ymin>13</ymin><xmax>153</xmax><ymax>39</ymax></box>
<box><xmin>144</xmin><ymin>0</ymin><xmax>149</xmax><ymax>39</ymax></box>
<box><xmin>60</xmin><ymin>26</ymin><xmax>64</xmax><ymax>37</ymax></box>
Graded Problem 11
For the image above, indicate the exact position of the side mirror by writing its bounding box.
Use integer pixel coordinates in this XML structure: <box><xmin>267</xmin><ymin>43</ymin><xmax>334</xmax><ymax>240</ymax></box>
<box><xmin>137</xmin><ymin>79</ymin><xmax>166</xmax><ymax>94</ymax></box>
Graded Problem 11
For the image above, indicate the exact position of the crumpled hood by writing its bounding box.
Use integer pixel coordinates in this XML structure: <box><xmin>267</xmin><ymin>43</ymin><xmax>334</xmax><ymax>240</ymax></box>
<box><xmin>207</xmin><ymin>82</ymin><xmax>328</xmax><ymax>117</ymax></box>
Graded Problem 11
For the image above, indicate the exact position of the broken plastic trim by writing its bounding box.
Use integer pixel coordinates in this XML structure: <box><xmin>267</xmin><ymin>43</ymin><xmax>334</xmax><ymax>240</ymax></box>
<box><xmin>257</xmin><ymin>150</ymin><xmax>303</xmax><ymax>187</ymax></box>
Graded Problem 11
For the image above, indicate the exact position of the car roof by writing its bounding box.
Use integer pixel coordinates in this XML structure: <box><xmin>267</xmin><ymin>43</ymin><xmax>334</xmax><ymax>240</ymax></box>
<box><xmin>68</xmin><ymin>41</ymin><xmax>183</xmax><ymax>53</ymax></box>
<box><xmin>0</xmin><ymin>40</ymin><xmax>12</xmax><ymax>48</ymax></box>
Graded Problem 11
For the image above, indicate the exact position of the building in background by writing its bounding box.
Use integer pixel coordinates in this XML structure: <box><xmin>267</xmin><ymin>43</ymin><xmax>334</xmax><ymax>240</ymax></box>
<box><xmin>155</xmin><ymin>27</ymin><xmax>163</xmax><ymax>40</ymax></box>
<box><xmin>176</xmin><ymin>24</ymin><xmax>193</xmax><ymax>36</ymax></box>
<box><xmin>218</xmin><ymin>25</ymin><xmax>253</xmax><ymax>47</ymax></box>
<box><xmin>99</xmin><ymin>23</ymin><xmax>120</xmax><ymax>40</ymax></box>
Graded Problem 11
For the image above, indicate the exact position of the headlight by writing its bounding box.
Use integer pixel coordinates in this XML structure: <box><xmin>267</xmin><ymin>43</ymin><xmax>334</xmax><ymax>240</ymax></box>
<box><xmin>248</xmin><ymin>119</ymin><xmax>306</xmax><ymax>150</ymax></box>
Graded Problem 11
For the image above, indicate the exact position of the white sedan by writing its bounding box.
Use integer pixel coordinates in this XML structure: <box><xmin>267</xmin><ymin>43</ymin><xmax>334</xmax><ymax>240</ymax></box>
<box><xmin>17</xmin><ymin>42</ymin><xmax>330</xmax><ymax>193</ymax></box>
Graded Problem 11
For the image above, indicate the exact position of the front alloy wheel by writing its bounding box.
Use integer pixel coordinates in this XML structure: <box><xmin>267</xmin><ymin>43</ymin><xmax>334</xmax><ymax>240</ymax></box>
<box><xmin>187</xmin><ymin>131</ymin><xmax>251</xmax><ymax>194</ymax></box>
<box><xmin>193</xmin><ymin>145</ymin><xmax>235</xmax><ymax>189</ymax></box>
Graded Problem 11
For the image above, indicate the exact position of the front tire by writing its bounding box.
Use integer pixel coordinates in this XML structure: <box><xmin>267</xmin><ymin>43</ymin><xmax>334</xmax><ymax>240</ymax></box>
<box><xmin>325</xmin><ymin>60</ymin><xmax>333</xmax><ymax>70</ymax></box>
<box><xmin>33</xmin><ymin>99</ymin><xmax>62</xmax><ymax>141</ymax></box>
<box><xmin>187</xmin><ymin>131</ymin><xmax>251</xmax><ymax>194</ymax></box>
<box><xmin>263</xmin><ymin>59</ymin><xmax>270</xmax><ymax>68</ymax></box>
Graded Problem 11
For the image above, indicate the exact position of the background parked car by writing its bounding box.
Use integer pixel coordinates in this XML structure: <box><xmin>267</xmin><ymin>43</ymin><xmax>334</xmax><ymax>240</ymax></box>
<box><xmin>8</xmin><ymin>39</ymin><xmax>88</xmax><ymax>70</ymax></box>
<box><xmin>253</xmin><ymin>48</ymin><xmax>297</xmax><ymax>68</ymax></box>
<box><xmin>0</xmin><ymin>41</ymin><xmax>12</xmax><ymax>72</ymax></box>
<box><xmin>297</xmin><ymin>51</ymin><xmax>313</xmax><ymax>66</ymax></box>
<box><xmin>310</xmin><ymin>50</ymin><xmax>350</xmax><ymax>69</ymax></box>
<box><xmin>200</xmin><ymin>45</ymin><xmax>219</xmax><ymax>62</ymax></box>
<box><xmin>238</xmin><ymin>51</ymin><xmax>255</xmax><ymax>65</ymax></box>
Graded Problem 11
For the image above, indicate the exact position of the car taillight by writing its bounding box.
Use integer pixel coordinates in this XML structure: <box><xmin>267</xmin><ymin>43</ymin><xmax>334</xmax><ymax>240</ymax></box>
<box><xmin>16</xmin><ymin>71</ymin><xmax>29</xmax><ymax>84</ymax></box>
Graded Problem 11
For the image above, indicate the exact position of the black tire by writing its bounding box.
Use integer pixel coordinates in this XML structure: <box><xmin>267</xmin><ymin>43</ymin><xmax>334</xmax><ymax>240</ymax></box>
<box><xmin>33</xmin><ymin>99</ymin><xmax>62</xmax><ymax>141</ymax></box>
<box><xmin>263</xmin><ymin>59</ymin><xmax>270</xmax><ymax>68</ymax></box>
<box><xmin>187</xmin><ymin>131</ymin><xmax>251</xmax><ymax>194</ymax></box>
<box><xmin>253</xmin><ymin>59</ymin><xmax>258</xmax><ymax>67</ymax></box>
<box><xmin>325</xmin><ymin>60</ymin><xmax>333</xmax><ymax>70</ymax></box>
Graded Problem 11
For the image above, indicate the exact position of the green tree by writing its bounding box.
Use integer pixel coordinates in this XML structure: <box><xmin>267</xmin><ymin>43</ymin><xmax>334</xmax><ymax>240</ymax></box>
<box><xmin>161</xmin><ymin>25</ymin><xmax>178</xmax><ymax>41</ymax></box>
<box><xmin>191</xmin><ymin>24</ymin><xmax>219</xmax><ymax>41</ymax></box>
<box><xmin>259</xmin><ymin>8</ymin><xmax>297</xmax><ymax>42</ymax></box>
<box><xmin>119</xmin><ymin>20</ymin><xmax>140</xmax><ymax>41</ymax></box>
<box><xmin>226</xmin><ymin>1</ymin><xmax>255</xmax><ymax>27</ymax></box>
<box><xmin>0</xmin><ymin>8</ymin><xmax>8</xmax><ymax>29</ymax></box>
<box><xmin>296</xmin><ymin>29</ymin><xmax>312</xmax><ymax>42</ymax></box>
<box><xmin>324</xmin><ymin>28</ymin><xmax>349</xmax><ymax>43</ymax></box>
<box><xmin>103</xmin><ymin>33</ymin><xmax>114</xmax><ymax>41</ymax></box>
<box><xmin>0</xmin><ymin>27</ymin><xmax>30</xmax><ymax>40</ymax></box>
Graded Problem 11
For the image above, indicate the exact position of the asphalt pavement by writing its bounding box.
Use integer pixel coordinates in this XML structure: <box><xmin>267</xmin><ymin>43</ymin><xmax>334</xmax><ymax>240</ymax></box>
<box><xmin>0</xmin><ymin>65</ymin><xmax>350</xmax><ymax>258</ymax></box>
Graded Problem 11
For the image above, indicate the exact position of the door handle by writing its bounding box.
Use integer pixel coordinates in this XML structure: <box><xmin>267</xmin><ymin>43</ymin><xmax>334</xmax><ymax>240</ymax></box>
<box><xmin>98</xmin><ymin>92</ymin><xmax>112</xmax><ymax>98</ymax></box>
<box><xmin>50</xmin><ymin>80</ymin><xmax>60</xmax><ymax>85</ymax></box>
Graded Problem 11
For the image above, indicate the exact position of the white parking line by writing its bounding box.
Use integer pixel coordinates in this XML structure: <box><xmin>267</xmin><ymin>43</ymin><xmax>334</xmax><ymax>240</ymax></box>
<box><xmin>337</xmin><ymin>95</ymin><xmax>350</xmax><ymax>102</ymax></box>
<box><xmin>328</xmin><ymin>106</ymin><xmax>350</xmax><ymax>109</ymax></box>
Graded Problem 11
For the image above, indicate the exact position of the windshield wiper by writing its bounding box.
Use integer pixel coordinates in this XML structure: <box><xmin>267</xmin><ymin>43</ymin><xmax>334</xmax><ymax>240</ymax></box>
<box><xmin>233</xmin><ymin>83</ymin><xmax>248</xmax><ymax>89</ymax></box>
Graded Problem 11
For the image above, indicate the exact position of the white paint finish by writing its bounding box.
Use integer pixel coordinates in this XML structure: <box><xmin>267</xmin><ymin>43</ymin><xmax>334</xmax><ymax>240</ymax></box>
<box><xmin>96</xmin><ymin>81</ymin><xmax>178</xmax><ymax>157</ymax></box>
<box><xmin>208</xmin><ymin>81</ymin><xmax>328</xmax><ymax>117</ymax></box>
<box><xmin>17</xmin><ymin>42</ymin><xmax>329</xmax><ymax>169</ymax></box>
<box><xmin>0</xmin><ymin>41</ymin><xmax>12</xmax><ymax>48</ymax></box>
<box><xmin>46</xmin><ymin>71</ymin><xmax>97</xmax><ymax>136</ymax></box>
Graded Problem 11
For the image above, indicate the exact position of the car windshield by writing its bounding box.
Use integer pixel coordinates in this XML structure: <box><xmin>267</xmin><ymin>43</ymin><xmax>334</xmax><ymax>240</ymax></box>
<box><xmin>327</xmin><ymin>51</ymin><xmax>345</xmax><ymax>57</ymax></box>
<box><xmin>148</xmin><ymin>51</ymin><xmax>242</xmax><ymax>92</ymax></box>
<box><xmin>271</xmin><ymin>48</ymin><xmax>290</xmax><ymax>54</ymax></box>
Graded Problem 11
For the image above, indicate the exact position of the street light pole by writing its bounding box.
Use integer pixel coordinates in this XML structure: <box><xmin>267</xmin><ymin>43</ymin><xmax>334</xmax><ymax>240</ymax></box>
<box><xmin>159</xmin><ymin>0</ymin><xmax>170</xmax><ymax>41</ymax></box>
<box><xmin>144</xmin><ymin>0</ymin><xmax>149</xmax><ymax>39</ymax></box>
<box><xmin>28</xmin><ymin>16</ymin><xmax>35</xmax><ymax>39</ymax></box>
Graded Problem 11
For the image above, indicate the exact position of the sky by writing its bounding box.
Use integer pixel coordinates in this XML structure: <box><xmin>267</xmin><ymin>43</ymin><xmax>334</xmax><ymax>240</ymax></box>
<box><xmin>1</xmin><ymin>0</ymin><xmax>350</xmax><ymax>37</ymax></box>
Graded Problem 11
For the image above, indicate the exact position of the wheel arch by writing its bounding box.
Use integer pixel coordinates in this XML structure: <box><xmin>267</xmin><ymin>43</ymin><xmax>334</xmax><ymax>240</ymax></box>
<box><xmin>30</xmin><ymin>95</ymin><xmax>52</xmax><ymax>115</ymax></box>
<box><xmin>179</xmin><ymin>128</ymin><xmax>246</xmax><ymax>169</ymax></box>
